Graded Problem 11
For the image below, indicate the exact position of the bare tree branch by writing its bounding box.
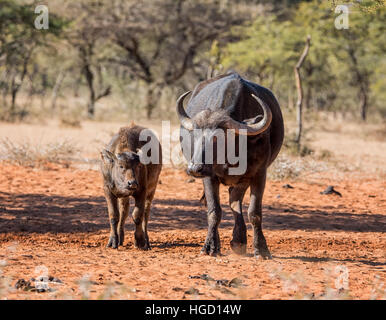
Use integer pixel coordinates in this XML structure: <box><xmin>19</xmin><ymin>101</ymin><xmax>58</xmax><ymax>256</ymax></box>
<box><xmin>295</xmin><ymin>35</ymin><xmax>311</xmax><ymax>149</ymax></box>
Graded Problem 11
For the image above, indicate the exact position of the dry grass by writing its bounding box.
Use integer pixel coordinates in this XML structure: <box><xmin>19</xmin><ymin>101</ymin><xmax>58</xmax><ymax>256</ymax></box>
<box><xmin>267</xmin><ymin>154</ymin><xmax>330</xmax><ymax>181</ymax></box>
<box><xmin>59</xmin><ymin>117</ymin><xmax>82</xmax><ymax>129</ymax></box>
<box><xmin>0</xmin><ymin>138</ymin><xmax>80</xmax><ymax>167</ymax></box>
<box><xmin>2</xmin><ymin>261</ymin><xmax>384</xmax><ymax>300</ymax></box>
<box><xmin>0</xmin><ymin>114</ymin><xmax>385</xmax><ymax>176</ymax></box>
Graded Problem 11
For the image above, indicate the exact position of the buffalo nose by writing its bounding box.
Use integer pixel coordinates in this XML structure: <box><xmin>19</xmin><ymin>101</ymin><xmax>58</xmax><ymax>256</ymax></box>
<box><xmin>187</xmin><ymin>163</ymin><xmax>203</xmax><ymax>175</ymax></box>
<box><xmin>127</xmin><ymin>180</ymin><xmax>138</xmax><ymax>188</ymax></box>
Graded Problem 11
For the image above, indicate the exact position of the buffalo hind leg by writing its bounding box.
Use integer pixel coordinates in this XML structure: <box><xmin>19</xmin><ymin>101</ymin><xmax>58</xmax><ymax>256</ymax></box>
<box><xmin>104</xmin><ymin>188</ymin><xmax>119</xmax><ymax>249</ymax></box>
<box><xmin>118</xmin><ymin>197</ymin><xmax>130</xmax><ymax>246</ymax></box>
<box><xmin>229</xmin><ymin>184</ymin><xmax>248</xmax><ymax>255</ymax></box>
<box><xmin>201</xmin><ymin>177</ymin><xmax>222</xmax><ymax>256</ymax></box>
<box><xmin>132</xmin><ymin>193</ymin><xmax>148</xmax><ymax>250</ymax></box>
<box><xmin>248</xmin><ymin>170</ymin><xmax>272</xmax><ymax>259</ymax></box>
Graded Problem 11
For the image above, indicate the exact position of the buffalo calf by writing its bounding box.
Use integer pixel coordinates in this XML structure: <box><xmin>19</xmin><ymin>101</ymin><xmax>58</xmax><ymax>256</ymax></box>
<box><xmin>100</xmin><ymin>124</ymin><xmax>162</xmax><ymax>250</ymax></box>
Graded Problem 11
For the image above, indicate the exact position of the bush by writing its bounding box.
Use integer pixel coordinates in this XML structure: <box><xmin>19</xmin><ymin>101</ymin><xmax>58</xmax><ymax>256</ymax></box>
<box><xmin>0</xmin><ymin>138</ymin><xmax>80</xmax><ymax>167</ymax></box>
<box><xmin>268</xmin><ymin>154</ymin><xmax>329</xmax><ymax>181</ymax></box>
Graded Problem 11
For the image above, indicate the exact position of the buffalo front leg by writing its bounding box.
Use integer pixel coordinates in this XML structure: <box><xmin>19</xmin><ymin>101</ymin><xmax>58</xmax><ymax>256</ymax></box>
<box><xmin>104</xmin><ymin>188</ymin><xmax>119</xmax><ymax>249</ymax></box>
<box><xmin>132</xmin><ymin>193</ymin><xmax>148</xmax><ymax>250</ymax></box>
<box><xmin>248</xmin><ymin>170</ymin><xmax>272</xmax><ymax>259</ymax></box>
<box><xmin>229</xmin><ymin>184</ymin><xmax>248</xmax><ymax>255</ymax></box>
<box><xmin>201</xmin><ymin>177</ymin><xmax>222</xmax><ymax>256</ymax></box>
<box><xmin>118</xmin><ymin>197</ymin><xmax>130</xmax><ymax>246</ymax></box>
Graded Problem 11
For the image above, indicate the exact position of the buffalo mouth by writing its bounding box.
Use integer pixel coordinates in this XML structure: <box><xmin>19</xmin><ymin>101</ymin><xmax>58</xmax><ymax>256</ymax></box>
<box><xmin>188</xmin><ymin>171</ymin><xmax>208</xmax><ymax>178</ymax></box>
<box><xmin>112</xmin><ymin>186</ymin><xmax>136</xmax><ymax>197</ymax></box>
<box><xmin>186</xmin><ymin>165</ymin><xmax>212</xmax><ymax>178</ymax></box>
<box><xmin>113</xmin><ymin>190</ymin><xmax>133</xmax><ymax>198</ymax></box>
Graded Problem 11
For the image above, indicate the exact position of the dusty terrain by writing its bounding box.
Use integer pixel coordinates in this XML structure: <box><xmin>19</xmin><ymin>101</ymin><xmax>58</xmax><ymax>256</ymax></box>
<box><xmin>0</xmin><ymin>120</ymin><xmax>385</xmax><ymax>300</ymax></box>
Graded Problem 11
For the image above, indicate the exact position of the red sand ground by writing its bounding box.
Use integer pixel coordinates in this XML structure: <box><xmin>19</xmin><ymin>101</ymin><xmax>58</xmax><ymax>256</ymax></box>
<box><xmin>0</xmin><ymin>164</ymin><xmax>385</xmax><ymax>299</ymax></box>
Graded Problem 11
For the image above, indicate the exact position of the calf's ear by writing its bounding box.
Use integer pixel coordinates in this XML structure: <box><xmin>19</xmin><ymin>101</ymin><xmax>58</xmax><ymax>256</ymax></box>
<box><xmin>135</xmin><ymin>149</ymin><xmax>143</xmax><ymax>160</ymax></box>
<box><xmin>101</xmin><ymin>149</ymin><xmax>117</xmax><ymax>164</ymax></box>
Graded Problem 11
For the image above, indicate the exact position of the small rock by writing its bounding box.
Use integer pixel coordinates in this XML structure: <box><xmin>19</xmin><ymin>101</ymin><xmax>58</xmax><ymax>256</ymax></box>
<box><xmin>172</xmin><ymin>287</ymin><xmax>183</xmax><ymax>292</ymax></box>
<box><xmin>187</xmin><ymin>178</ymin><xmax>195</xmax><ymax>183</ymax></box>
<box><xmin>184</xmin><ymin>287</ymin><xmax>200</xmax><ymax>295</ymax></box>
<box><xmin>320</xmin><ymin>186</ymin><xmax>342</xmax><ymax>197</ymax></box>
<box><xmin>215</xmin><ymin>279</ymin><xmax>229</xmax><ymax>286</ymax></box>
<box><xmin>282</xmin><ymin>184</ymin><xmax>294</xmax><ymax>189</ymax></box>
<box><xmin>15</xmin><ymin>279</ymin><xmax>30</xmax><ymax>290</ymax></box>
<box><xmin>51</xmin><ymin>277</ymin><xmax>62</xmax><ymax>283</ymax></box>
<box><xmin>189</xmin><ymin>274</ymin><xmax>213</xmax><ymax>281</ymax></box>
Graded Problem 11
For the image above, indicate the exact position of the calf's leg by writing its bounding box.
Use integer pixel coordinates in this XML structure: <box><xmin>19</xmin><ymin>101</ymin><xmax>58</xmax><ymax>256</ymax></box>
<box><xmin>201</xmin><ymin>177</ymin><xmax>222</xmax><ymax>256</ymax></box>
<box><xmin>132</xmin><ymin>193</ymin><xmax>148</xmax><ymax>250</ymax></box>
<box><xmin>142</xmin><ymin>188</ymin><xmax>156</xmax><ymax>249</ymax></box>
<box><xmin>248</xmin><ymin>170</ymin><xmax>272</xmax><ymax>259</ymax></box>
<box><xmin>229</xmin><ymin>183</ymin><xmax>248</xmax><ymax>255</ymax></box>
<box><xmin>118</xmin><ymin>197</ymin><xmax>130</xmax><ymax>246</ymax></box>
<box><xmin>104</xmin><ymin>188</ymin><xmax>119</xmax><ymax>249</ymax></box>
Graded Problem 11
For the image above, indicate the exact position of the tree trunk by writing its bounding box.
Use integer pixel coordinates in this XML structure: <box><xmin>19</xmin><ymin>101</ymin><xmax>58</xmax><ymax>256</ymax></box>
<box><xmin>9</xmin><ymin>50</ymin><xmax>32</xmax><ymax>120</ymax></box>
<box><xmin>145</xmin><ymin>85</ymin><xmax>157</xmax><ymax>119</ymax></box>
<box><xmin>82</xmin><ymin>61</ymin><xmax>111</xmax><ymax>119</ymax></box>
<box><xmin>51</xmin><ymin>70</ymin><xmax>66</xmax><ymax>111</ymax></box>
<box><xmin>347</xmin><ymin>46</ymin><xmax>369</xmax><ymax>122</ymax></box>
<box><xmin>83</xmin><ymin>63</ymin><xmax>96</xmax><ymax>118</ymax></box>
<box><xmin>294</xmin><ymin>35</ymin><xmax>311</xmax><ymax>151</ymax></box>
<box><xmin>360</xmin><ymin>88</ymin><xmax>368</xmax><ymax>121</ymax></box>
<box><xmin>11</xmin><ymin>85</ymin><xmax>17</xmax><ymax>114</ymax></box>
<box><xmin>87</xmin><ymin>97</ymin><xmax>95</xmax><ymax>119</ymax></box>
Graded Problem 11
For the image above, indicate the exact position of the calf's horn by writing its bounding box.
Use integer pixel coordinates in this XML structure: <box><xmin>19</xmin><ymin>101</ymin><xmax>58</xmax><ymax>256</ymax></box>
<box><xmin>176</xmin><ymin>91</ymin><xmax>194</xmax><ymax>131</ymax></box>
<box><xmin>224</xmin><ymin>94</ymin><xmax>272</xmax><ymax>136</ymax></box>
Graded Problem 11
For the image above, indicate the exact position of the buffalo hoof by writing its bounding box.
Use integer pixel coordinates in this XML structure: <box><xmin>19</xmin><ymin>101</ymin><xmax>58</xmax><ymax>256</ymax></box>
<box><xmin>254</xmin><ymin>247</ymin><xmax>272</xmax><ymax>260</ymax></box>
<box><xmin>230</xmin><ymin>240</ymin><xmax>247</xmax><ymax>255</ymax></box>
<box><xmin>200</xmin><ymin>243</ymin><xmax>221</xmax><ymax>257</ymax></box>
<box><xmin>106</xmin><ymin>235</ymin><xmax>118</xmax><ymax>249</ymax></box>
<box><xmin>118</xmin><ymin>233</ymin><xmax>124</xmax><ymax>246</ymax></box>
<box><xmin>134</xmin><ymin>236</ymin><xmax>150</xmax><ymax>250</ymax></box>
<box><xmin>136</xmin><ymin>242</ymin><xmax>151</xmax><ymax>251</ymax></box>
<box><xmin>200</xmin><ymin>248</ymin><xmax>220</xmax><ymax>257</ymax></box>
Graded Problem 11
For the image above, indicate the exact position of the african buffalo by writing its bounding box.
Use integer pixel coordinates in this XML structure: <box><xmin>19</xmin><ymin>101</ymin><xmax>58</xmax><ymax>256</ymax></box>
<box><xmin>100</xmin><ymin>124</ymin><xmax>162</xmax><ymax>250</ymax></box>
<box><xmin>176</xmin><ymin>72</ymin><xmax>284</xmax><ymax>259</ymax></box>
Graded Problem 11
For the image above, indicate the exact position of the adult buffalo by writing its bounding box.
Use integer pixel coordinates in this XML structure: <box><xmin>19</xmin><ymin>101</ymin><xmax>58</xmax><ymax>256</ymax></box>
<box><xmin>176</xmin><ymin>72</ymin><xmax>284</xmax><ymax>259</ymax></box>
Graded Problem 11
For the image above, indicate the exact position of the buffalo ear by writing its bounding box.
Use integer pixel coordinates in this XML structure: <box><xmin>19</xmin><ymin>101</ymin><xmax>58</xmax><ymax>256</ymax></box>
<box><xmin>243</xmin><ymin>115</ymin><xmax>264</xmax><ymax>125</ymax></box>
<box><xmin>101</xmin><ymin>149</ymin><xmax>117</xmax><ymax>164</ymax></box>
